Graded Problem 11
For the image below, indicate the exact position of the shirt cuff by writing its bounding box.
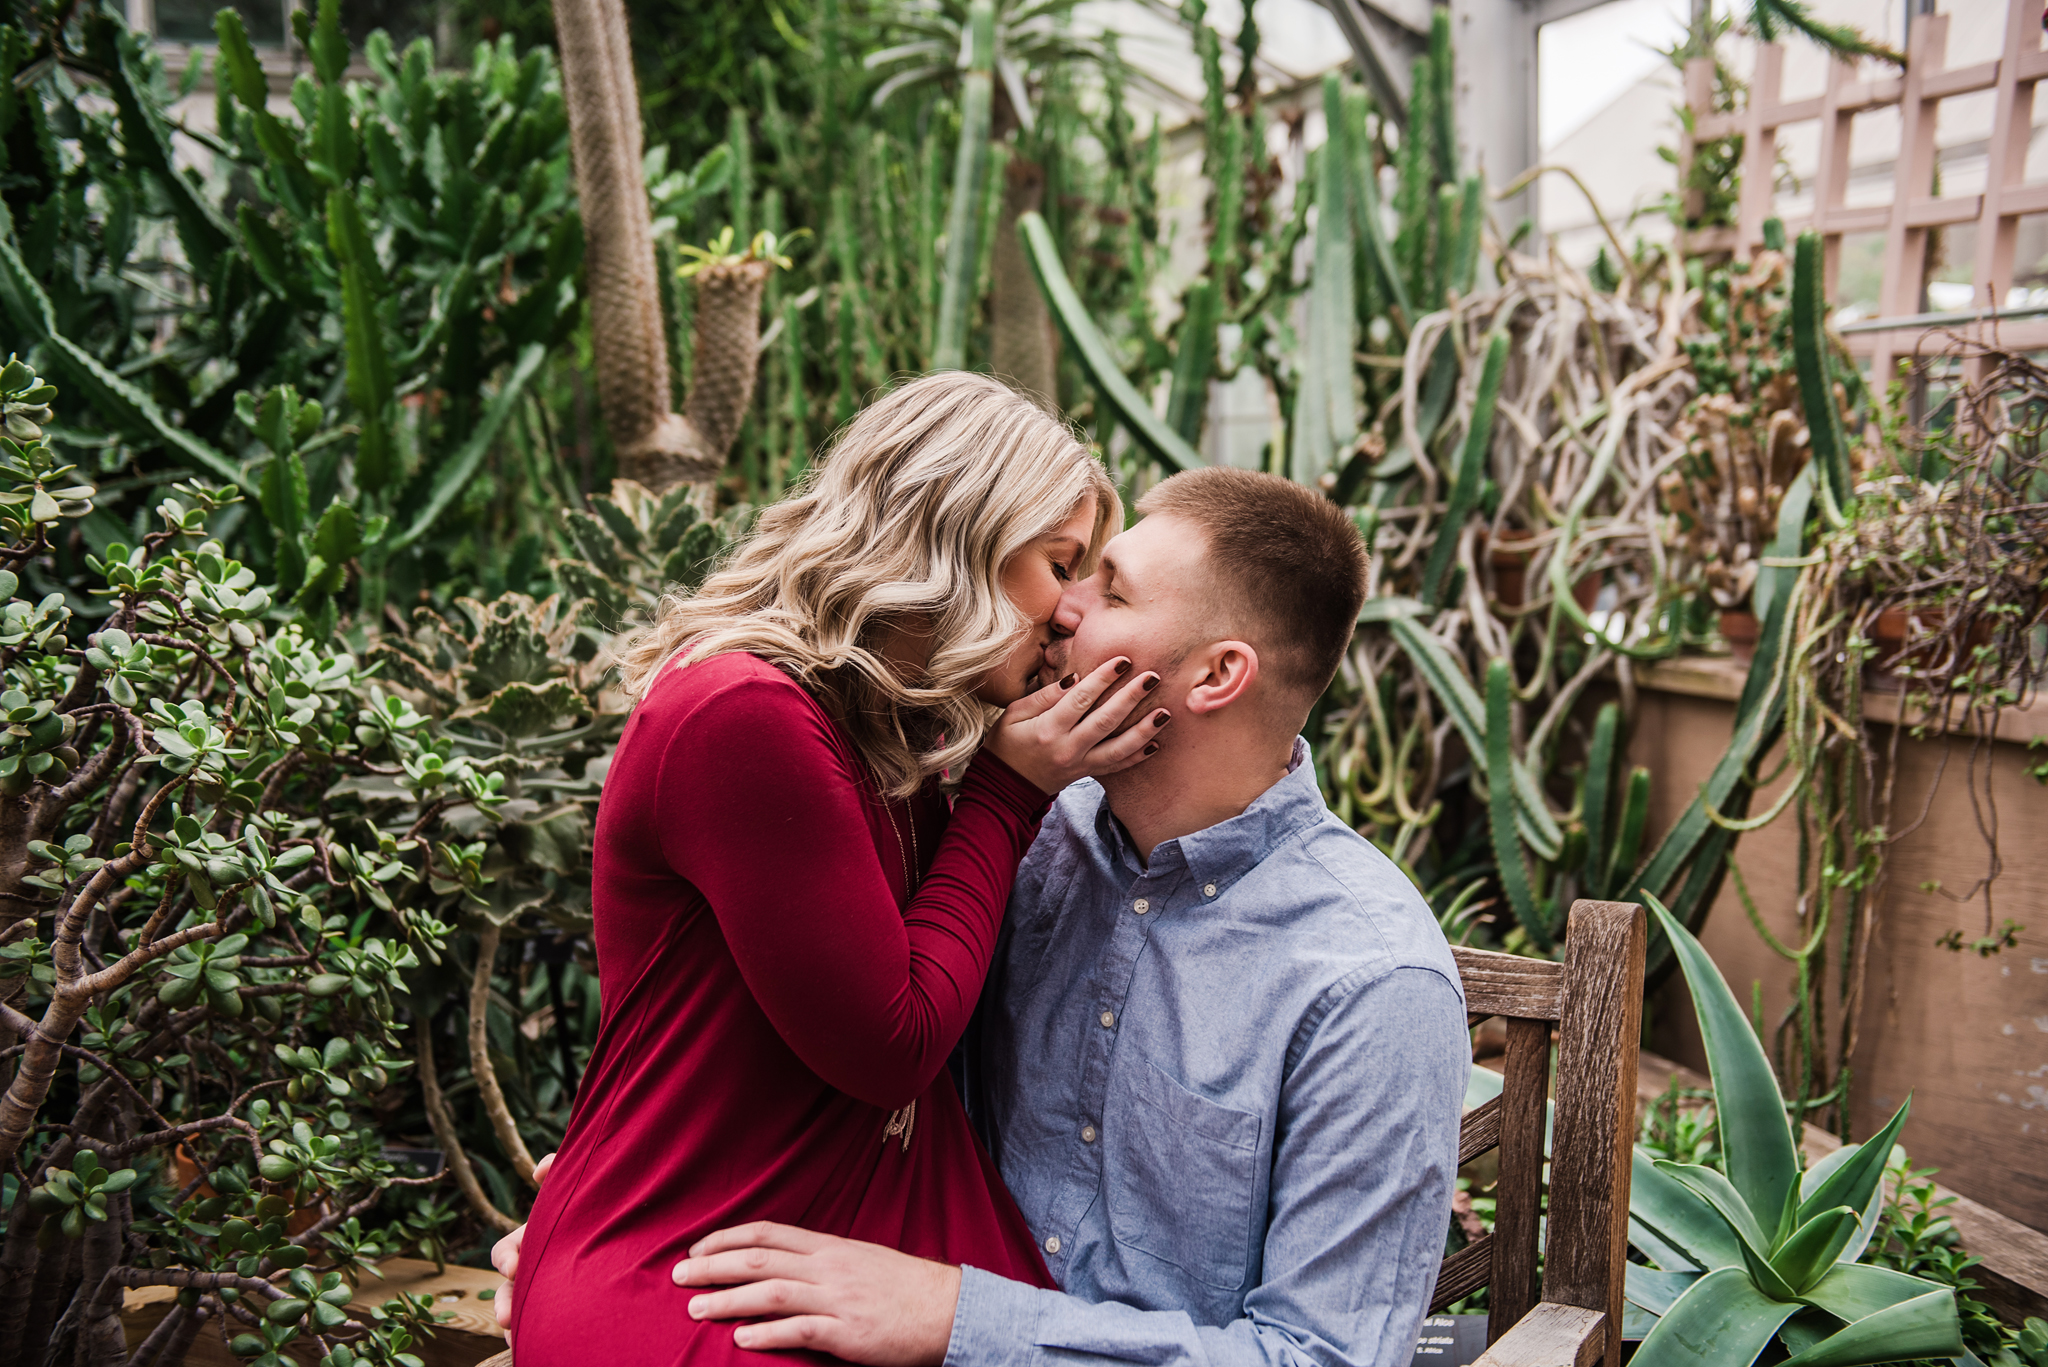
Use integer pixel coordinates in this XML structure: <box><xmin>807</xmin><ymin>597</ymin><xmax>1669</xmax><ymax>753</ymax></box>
<box><xmin>945</xmin><ymin>1266</ymin><xmax>1044</xmax><ymax>1367</ymax></box>
<box><xmin>962</xmin><ymin>750</ymin><xmax>1058</xmax><ymax>821</ymax></box>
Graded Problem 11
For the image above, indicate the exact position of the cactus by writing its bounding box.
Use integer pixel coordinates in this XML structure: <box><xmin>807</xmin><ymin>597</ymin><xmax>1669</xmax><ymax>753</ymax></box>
<box><xmin>1791</xmin><ymin>230</ymin><xmax>1855</xmax><ymax>520</ymax></box>
<box><xmin>552</xmin><ymin>0</ymin><xmax>767</xmax><ymax>489</ymax></box>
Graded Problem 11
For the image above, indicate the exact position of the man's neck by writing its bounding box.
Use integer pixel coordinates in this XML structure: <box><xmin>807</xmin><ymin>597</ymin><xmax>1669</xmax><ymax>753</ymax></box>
<box><xmin>1098</xmin><ymin>727</ymin><xmax>1296</xmax><ymax>866</ymax></box>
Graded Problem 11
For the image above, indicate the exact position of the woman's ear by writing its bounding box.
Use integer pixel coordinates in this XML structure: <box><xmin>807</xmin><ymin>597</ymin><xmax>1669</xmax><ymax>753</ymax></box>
<box><xmin>1182</xmin><ymin>641</ymin><xmax>1259</xmax><ymax>716</ymax></box>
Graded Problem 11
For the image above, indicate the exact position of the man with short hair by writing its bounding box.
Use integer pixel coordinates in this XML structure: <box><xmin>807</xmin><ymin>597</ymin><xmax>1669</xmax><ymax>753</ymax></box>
<box><xmin>508</xmin><ymin>469</ymin><xmax>1471</xmax><ymax>1367</ymax></box>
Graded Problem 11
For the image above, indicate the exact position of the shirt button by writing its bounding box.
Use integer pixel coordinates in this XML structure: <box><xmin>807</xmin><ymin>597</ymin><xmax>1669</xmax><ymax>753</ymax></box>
<box><xmin>1099</xmin><ymin>1010</ymin><xmax>1115</xmax><ymax>1028</ymax></box>
<box><xmin>1132</xmin><ymin>898</ymin><xmax>1150</xmax><ymax>914</ymax></box>
<box><xmin>1044</xmin><ymin>1235</ymin><xmax>1062</xmax><ymax>1254</ymax></box>
<box><xmin>1204</xmin><ymin>883</ymin><xmax>1218</xmax><ymax>897</ymax></box>
<box><xmin>1081</xmin><ymin>1124</ymin><xmax>1097</xmax><ymax>1143</ymax></box>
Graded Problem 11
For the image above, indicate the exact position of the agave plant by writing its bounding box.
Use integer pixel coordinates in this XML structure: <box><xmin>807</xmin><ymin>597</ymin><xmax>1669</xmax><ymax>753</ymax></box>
<box><xmin>1627</xmin><ymin>895</ymin><xmax>1964</xmax><ymax>1366</ymax></box>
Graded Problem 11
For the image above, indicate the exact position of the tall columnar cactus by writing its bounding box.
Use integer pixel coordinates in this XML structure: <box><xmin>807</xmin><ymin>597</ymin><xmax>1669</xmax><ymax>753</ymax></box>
<box><xmin>550</xmin><ymin>0</ymin><xmax>764</xmax><ymax>490</ymax></box>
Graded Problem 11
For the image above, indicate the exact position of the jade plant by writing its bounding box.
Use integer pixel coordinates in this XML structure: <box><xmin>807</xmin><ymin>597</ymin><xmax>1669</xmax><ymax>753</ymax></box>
<box><xmin>1625</xmin><ymin>895</ymin><xmax>1963</xmax><ymax>1366</ymax></box>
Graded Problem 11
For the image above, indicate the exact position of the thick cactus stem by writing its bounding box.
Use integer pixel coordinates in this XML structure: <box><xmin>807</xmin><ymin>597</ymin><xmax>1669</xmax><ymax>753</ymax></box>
<box><xmin>685</xmin><ymin>258</ymin><xmax>772</xmax><ymax>468</ymax></box>
<box><xmin>551</xmin><ymin>0</ymin><xmax>722</xmax><ymax>490</ymax></box>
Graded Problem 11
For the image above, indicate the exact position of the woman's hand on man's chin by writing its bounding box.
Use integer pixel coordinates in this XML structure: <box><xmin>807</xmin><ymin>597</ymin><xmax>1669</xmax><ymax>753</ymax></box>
<box><xmin>674</xmin><ymin>1222</ymin><xmax>959</xmax><ymax>1367</ymax></box>
<box><xmin>982</xmin><ymin>654</ymin><xmax>1168</xmax><ymax>795</ymax></box>
<box><xmin>489</xmin><ymin>1150</ymin><xmax>555</xmax><ymax>1342</ymax></box>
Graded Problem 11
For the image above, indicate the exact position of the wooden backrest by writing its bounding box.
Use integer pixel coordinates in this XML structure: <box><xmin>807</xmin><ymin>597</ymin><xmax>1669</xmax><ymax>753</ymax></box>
<box><xmin>1434</xmin><ymin>900</ymin><xmax>1647</xmax><ymax>1367</ymax></box>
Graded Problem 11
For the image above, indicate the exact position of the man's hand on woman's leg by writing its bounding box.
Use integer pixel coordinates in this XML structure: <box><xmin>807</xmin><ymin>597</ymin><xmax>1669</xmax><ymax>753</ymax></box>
<box><xmin>489</xmin><ymin>1151</ymin><xmax>555</xmax><ymax>1340</ymax></box>
<box><xmin>673</xmin><ymin>1222</ymin><xmax>960</xmax><ymax>1367</ymax></box>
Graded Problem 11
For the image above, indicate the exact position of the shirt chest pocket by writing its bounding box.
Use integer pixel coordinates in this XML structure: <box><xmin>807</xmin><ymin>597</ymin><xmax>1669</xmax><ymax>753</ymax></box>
<box><xmin>1105</xmin><ymin>1060</ymin><xmax>1261</xmax><ymax>1291</ymax></box>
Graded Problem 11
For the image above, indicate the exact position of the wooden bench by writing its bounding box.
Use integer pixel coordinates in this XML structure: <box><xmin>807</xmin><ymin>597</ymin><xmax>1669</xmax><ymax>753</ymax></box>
<box><xmin>476</xmin><ymin>900</ymin><xmax>1649</xmax><ymax>1367</ymax></box>
<box><xmin>1437</xmin><ymin>899</ymin><xmax>1647</xmax><ymax>1367</ymax></box>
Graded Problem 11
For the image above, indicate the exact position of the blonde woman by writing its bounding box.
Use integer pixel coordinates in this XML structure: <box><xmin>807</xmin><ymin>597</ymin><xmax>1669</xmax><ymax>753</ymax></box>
<box><xmin>503</xmin><ymin>374</ymin><xmax>1168</xmax><ymax>1366</ymax></box>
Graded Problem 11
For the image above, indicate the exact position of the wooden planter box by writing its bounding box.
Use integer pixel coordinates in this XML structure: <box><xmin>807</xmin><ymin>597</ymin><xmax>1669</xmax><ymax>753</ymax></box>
<box><xmin>1627</xmin><ymin>657</ymin><xmax>2048</xmax><ymax>1237</ymax></box>
<box><xmin>122</xmin><ymin>1257</ymin><xmax>505</xmax><ymax>1367</ymax></box>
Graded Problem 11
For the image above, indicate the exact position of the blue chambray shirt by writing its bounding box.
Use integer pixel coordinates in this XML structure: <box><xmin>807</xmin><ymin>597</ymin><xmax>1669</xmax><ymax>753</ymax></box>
<box><xmin>949</xmin><ymin>739</ymin><xmax>1470</xmax><ymax>1367</ymax></box>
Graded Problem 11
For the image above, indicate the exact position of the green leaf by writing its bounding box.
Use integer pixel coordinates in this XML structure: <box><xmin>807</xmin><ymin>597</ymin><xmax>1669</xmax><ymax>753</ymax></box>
<box><xmin>388</xmin><ymin>342</ymin><xmax>548</xmax><ymax>551</ymax></box>
<box><xmin>1019</xmin><ymin>211</ymin><xmax>1197</xmax><ymax>475</ymax></box>
<box><xmin>0</xmin><ymin>236</ymin><xmax>241</xmax><ymax>484</ymax></box>
<box><xmin>309</xmin><ymin>0</ymin><xmax>347</xmax><ymax>85</ymax></box>
<box><xmin>1645</xmin><ymin>894</ymin><xmax>1801</xmax><ymax>1229</ymax></box>
<box><xmin>932</xmin><ymin>1</ymin><xmax>994</xmax><ymax>371</ymax></box>
<box><xmin>91</xmin><ymin>15</ymin><xmax>232</xmax><ymax>277</ymax></box>
<box><xmin>1632</xmin><ymin>1147</ymin><xmax>1746</xmax><ymax>1272</ymax></box>
<box><xmin>1165</xmin><ymin>279</ymin><xmax>1219</xmax><ymax>448</ymax></box>
<box><xmin>1769</xmin><ymin>1207</ymin><xmax>1858</xmax><ymax>1294</ymax></box>
<box><xmin>1798</xmin><ymin>1263</ymin><xmax>1955</xmax><ymax>1323</ymax></box>
<box><xmin>1790</xmin><ymin>233</ymin><xmax>1853</xmax><ymax>519</ymax></box>
<box><xmin>1626</xmin><ymin>1263</ymin><xmax>1702</xmax><ymax>1314</ymax></box>
<box><xmin>311</xmin><ymin>502</ymin><xmax>363</xmax><ymax>565</ymax></box>
<box><xmin>1632</xmin><ymin>1266</ymin><xmax>1800</xmax><ymax>1367</ymax></box>
<box><xmin>1656</xmin><ymin>1161</ymin><xmax>1773</xmax><ymax>1253</ymax></box>
<box><xmin>1583</xmin><ymin>701</ymin><xmax>1619</xmax><ymax>896</ymax></box>
<box><xmin>1419</xmin><ymin>331</ymin><xmax>1506</xmax><ymax>606</ymax></box>
<box><xmin>1776</xmin><ymin>1289</ymin><xmax>1962</xmax><ymax>1367</ymax></box>
<box><xmin>1796</xmin><ymin>1099</ymin><xmax>1909</xmax><ymax>1232</ymax></box>
<box><xmin>1291</xmin><ymin>76</ymin><xmax>1357</xmax><ymax>485</ymax></box>
<box><xmin>1487</xmin><ymin>657</ymin><xmax>1548</xmax><ymax>950</ymax></box>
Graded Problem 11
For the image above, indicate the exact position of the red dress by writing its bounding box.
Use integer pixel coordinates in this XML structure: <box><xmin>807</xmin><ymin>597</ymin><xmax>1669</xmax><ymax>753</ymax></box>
<box><xmin>508</xmin><ymin>652</ymin><xmax>1057</xmax><ymax>1367</ymax></box>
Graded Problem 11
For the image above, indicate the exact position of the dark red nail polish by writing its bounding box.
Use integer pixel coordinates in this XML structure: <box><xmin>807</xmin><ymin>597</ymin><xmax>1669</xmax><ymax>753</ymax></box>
<box><xmin>1113</xmin><ymin>659</ymin><xmax>1132</xmax><ymax>676</ymax></box>
<box><xmin>1143</xmin><ymin>742</ymin><xmax>1159</xmax><ymax>756</ymax></box>
<box><xmin>1059</xmin><ymin>673</ymin><xmax>1078</xmax><ymax>689</ymax></box>
<box><xmin>1153</xmin><ymin>711</ymin><xmax>1171</xmax><ymax>726</ymax></box>
<box><xmin>1141</xmin><ymin>674</ymin><xmax>1159</xmax><ymax>692</ymax></box>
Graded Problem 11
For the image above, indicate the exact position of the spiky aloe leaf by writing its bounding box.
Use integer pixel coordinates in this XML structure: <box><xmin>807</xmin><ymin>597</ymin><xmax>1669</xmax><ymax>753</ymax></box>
<box><xmin>1778</xmin><ymin>1287</ymin><xmax>1961</xmax><ymax>1367</ymax></box>
<box><xmin>1633</xmin><ymin>1266</ymin><xmax>1801</xmax><ymax>1367</ymax></box>
<box><xmin>1418</xmin><ymin>330</ymin><xmax>1505</xmax><ymax>607</ymax></box>
<box><xmin>1797</xmin><ymin>1263</ymin><xmax>1952</xmax><ymax>1324</ymax></box>
<box><xmin>1626</xmin><ymin>1263</ymin><xmax>1702</xmax><ymax>1314</ymax></box>
<box><xmin>1632</xmin><ymin>1148</ymin><xmax>1746</xmax><ymax>1273</ymax></box>
<box><xmin>388</xmin><ymin>343</ymin><xmax>548</xmax><ymax>552</ymax></box>
<box><xmin>0</xmin><ymin>234</ymin><xmax>240</xmax><ymax>483</ymax></box>
<box><xmin>1794</xmin><ymin>1142</ymin><xmax>1889</xmax><ymax>1267</ymax></box>
<box><xmin>1019</xmin><ymin>212</ymin><xmax>1196</xmax><ymax>473</ymax></box>
<box><xmin>1654</xmin><ymin>1161</ymin><xmax>1787</xmax><ymax>1301</ymax></box>
<box><xmin>1769</xmin><ymin>1207</ymin><xmax>1859</xmax><ymax>1295</ymax></box>
<box><xmin>1486</xmin><ymin>657</ymin><xmax>1549</xmax><ymax>950</ymax></box>
<box><xmin>1646</xmin><ymin>894</ymin><xmax>1803</xmax><ymax>1235</ymax></box>
<box><xmin>1795</xmin><ymin>1099</ymin><xmax>1909</xmax><ymax>1231</ymax></box>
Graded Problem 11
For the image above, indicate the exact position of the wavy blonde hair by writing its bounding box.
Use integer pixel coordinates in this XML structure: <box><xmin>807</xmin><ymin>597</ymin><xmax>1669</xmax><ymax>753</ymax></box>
<box><xmin>616</xmin><ymin>372</ymin><xmax>1119</xmax><ymax>797</ymax></box>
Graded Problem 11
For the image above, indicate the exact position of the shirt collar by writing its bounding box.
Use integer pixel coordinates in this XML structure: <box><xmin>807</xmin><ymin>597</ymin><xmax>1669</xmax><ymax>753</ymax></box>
<box><xmin>1091</xmin><ymin>736</ymin><xmax>1325</xmax><ymax>895</ymax></box>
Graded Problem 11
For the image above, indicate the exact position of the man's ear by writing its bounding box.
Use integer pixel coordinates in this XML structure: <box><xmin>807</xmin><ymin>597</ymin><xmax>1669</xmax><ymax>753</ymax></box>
<box><xmin>1182</xmin><ymin>641</ymin><xmax>1259</xmax><ymax>716</ymax></box>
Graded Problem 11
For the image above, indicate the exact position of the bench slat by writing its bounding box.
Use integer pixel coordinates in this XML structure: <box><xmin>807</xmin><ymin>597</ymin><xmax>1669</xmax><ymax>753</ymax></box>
<box><xmin>1453</xmin><ymin>947</ymin><xmax>1565</xmax><ymax>1020</ymax></box>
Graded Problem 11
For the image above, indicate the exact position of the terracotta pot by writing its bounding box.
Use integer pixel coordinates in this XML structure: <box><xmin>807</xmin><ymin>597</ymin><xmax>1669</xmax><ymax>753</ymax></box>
<box><xmin>1720</xmin><ymin>609</ymin><xmax>1760</xmax><ymax>664</ymax></box>
<box><xmin>1485</xmin><ymin>530</ymin><xmax>1601</xmax><ymax>612</ymax></box>
<box><xmin>1868</xmin><ymin>606</ymin><xmax>1995</xmax><ymax>678</ymax></box>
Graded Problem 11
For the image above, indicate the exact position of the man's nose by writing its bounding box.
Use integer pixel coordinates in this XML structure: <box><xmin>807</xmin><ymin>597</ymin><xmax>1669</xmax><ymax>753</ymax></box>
<box><xmin>1050</xmin><ymin>584</ymin><xmax>1086</xmax><ymax>638</ymax></box>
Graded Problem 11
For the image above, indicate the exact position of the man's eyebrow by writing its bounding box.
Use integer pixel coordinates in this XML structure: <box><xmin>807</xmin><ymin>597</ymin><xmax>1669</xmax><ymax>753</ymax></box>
<box><xmin>1100</xmin><ymin>550</ymin><xmax>1127</xmax><ymax>595</ymax></box>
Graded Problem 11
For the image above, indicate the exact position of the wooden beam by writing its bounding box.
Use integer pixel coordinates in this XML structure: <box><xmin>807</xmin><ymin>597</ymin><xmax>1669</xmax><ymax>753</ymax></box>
<box><xmin>1454</xmin><ymin>947</ymin><xmax>1565</xmax><ymax>1019</ymax></box>
<box><xmin>1473</xmin><ymin>1303</ymin><xmax>1606</xmax><ymax>1367</ymax></box>
<box><xmin>1544</xmin><ymin>902</ymin><xmax>1647</xmax><ymax>1367</ymax></box>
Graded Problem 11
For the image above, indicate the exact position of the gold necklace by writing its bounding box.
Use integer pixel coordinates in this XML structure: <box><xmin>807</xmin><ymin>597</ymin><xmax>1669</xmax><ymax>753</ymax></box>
<box><xmin>880</xmin><ymin>787</ymin><xmax>919</xmax><ymax>895</ymax></box>
<box><xmin>878</xmin><ymin>782</ymin><xmax>919</xmax><ymax>1153</ymax></box>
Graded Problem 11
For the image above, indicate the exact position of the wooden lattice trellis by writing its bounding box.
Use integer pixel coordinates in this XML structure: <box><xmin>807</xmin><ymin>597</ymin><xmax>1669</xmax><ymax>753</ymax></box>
<box><xmin>1681</xmin><ymin>0</ymin><xmax>2048</xmax><ymax>382</ymax></box>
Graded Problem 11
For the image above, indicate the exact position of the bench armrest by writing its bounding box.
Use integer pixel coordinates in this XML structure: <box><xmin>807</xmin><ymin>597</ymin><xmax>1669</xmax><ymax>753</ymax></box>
<box><xmin>1472</xmin><ymin>1303</ymin><xmax>1606</xmax><ymax>1367</ymax></box>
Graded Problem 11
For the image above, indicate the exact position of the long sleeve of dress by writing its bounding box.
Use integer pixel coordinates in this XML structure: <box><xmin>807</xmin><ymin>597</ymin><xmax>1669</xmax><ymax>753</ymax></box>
<box><xmin>653</xmin><ymin>670</ymin><xmax>1051</xmax><ymax>1109</ymax></box>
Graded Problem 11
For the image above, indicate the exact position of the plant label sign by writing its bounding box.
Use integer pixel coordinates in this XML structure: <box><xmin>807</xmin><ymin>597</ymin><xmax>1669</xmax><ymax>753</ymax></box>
<box><xmin>1410</xmin><ymin>1314</ymin><xmax>1487</xmax><ymax>1365</ymax></box>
